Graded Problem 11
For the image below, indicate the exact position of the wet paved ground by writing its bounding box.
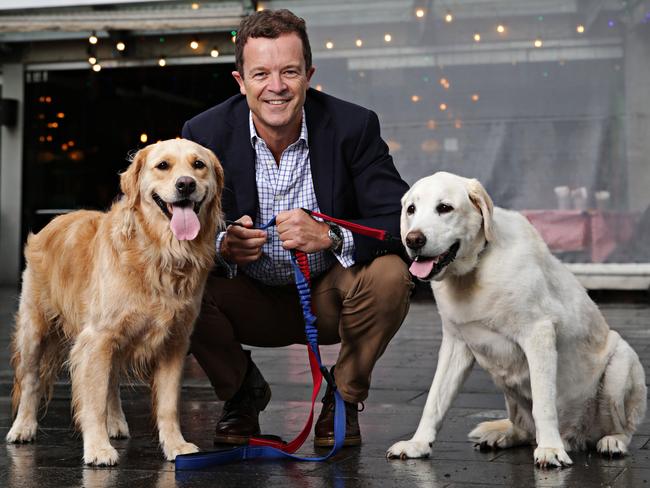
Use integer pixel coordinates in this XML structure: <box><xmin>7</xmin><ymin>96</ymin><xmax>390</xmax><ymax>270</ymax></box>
<box><xmin>0</xmin><ymin>285</ymin><xmax>649</xmax><ymax>487</ymax></box>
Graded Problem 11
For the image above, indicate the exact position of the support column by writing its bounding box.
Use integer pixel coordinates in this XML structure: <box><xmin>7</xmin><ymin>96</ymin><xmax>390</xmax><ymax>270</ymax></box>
<box><xmin>624</xmin><ymin>22</ymin><xmax>650</xmax><ymax>211</ymax></box>
<box><xmin>0</xmin><ymin>63</ymin><xmax>24</xmax><ymax>285</ymax></box>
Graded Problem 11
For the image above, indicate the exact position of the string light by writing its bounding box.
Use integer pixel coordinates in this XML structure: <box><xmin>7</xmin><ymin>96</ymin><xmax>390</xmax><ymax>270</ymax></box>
<box><xmin>256</xmin><ymin>2</ymin><xmax>264</xmax><ymax>11</ymax></box>
<box><xmin>471</xmin><ymin>93</ymin><xmax>480</xmax><ymax>102</ymax></box>
<box><xmin>445</xmin><ymin>12</ymin><xmax>453</xmax><ymax>23</ymax></box>
<box><xmin>210</xmin><ymin>47</ymin><xmax>220</xmax><ymax>57</ymax></box>
<box><xmin>497</xmin><ymin>24</ymin><xmax>505</xmax><ymax>33</ymax></box>
<box><xmin>315</xmin><ymin>84</ymin><xmax>323</xmax><ymax>91</ymax></box>
<box><xmin>140</xmin><ymin>133</ymin><xmax>148</xmax><ymax>143</ymax></box>
<box><xmin>576</xmin><ymin>24</ymin><xmax>585</xmax><ymax>33</ymax></box>
<box><xmin>455</xmin><ymin>119</ymin><xmax>462</xmax><ymax>129</ymax></box>
<box><xmin>89</xmin><ymin>32</ymin><xmax>98</xmax><ymax>44</ymax></box>
<box><xmin>355</xmin><ymin>39</ymin><xmax>363</xmax><ymax>47</ymax></box>
<box><xmin>534</xmin><ymin>38</ymin><xmax>543</xmax><ymax>48</ymax></box>
<box><xmin>92</xmin><ymin>64</ymin><xmax>101</xmax><ymax>72</ymax></box>
<box><xmin>415</xmin><ymin>8</ymin><xmax>425</xmax><ymax>18</ymax></box>
<box><xmin>426</xmin><ymin>119</ymin><xmax>436</xmax><ymax>130</ymax></box>
<box><xmin>190</xmin><ymin>40</ymin><xmax>199</xmax><ymax>50</ymax></box>
<box><xmin>88</xmin><ymin>56</ymin><xmax>97</xmax><ymax>65</ymax></box>
<box><xmin>439</xmin><ymin>103</ymin><xmax>447</xmax><ymax>111</ymax></box>
<box><xmin>191</xmin><ymin>2</ymin><xmax>199</xmax><ymax>9</ymax></box>
<box><xmin>158</xmin><ymin>57</ymin><xmax>167</xmax><ymax>67</ymax></box>
<box><xmin>473</xmin><ymin>33</ymin><xmax>481</xmax><ymax>42</ymax></box>
<box><xmin>56</xmin><ymin>112</ymin><xmax>65</xmax><ymax>118</ymax></box>
<box><xmin>325</xmin><ymin>41</ymin><xmax>334</xmax><ymax>49</ymax></box>
<box><xmin>411</xmin><ymin>95</ymin><xmax>420</xmax><ymax>103</ymax></box>
<box><xmin>384</xmin><ymin>33</ymin><xmax>392</xmax><ymax>43</ymax></box>
<box><xmin>116</xmin><ymin>41</ymin><xmax>126</xmax><ymax>51</ymax></box>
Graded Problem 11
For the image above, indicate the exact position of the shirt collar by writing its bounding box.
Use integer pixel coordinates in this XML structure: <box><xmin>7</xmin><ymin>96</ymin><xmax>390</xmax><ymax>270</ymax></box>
<box><xmin>249</xmin><ymin>108</ymin><xmax>308</xmax><ymax>148</ymax></box>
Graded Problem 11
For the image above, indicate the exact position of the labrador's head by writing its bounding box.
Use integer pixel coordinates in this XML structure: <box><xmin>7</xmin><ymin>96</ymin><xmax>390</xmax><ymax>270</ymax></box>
<box><xmin>120</xmin><ymin>139</ymin><xmax>224</xmax><ymax>241</ymax></box>
<box><xmin>401</xmin><ymin>172</ymin><xmax>493</xmax><ymax>281</ymax></box>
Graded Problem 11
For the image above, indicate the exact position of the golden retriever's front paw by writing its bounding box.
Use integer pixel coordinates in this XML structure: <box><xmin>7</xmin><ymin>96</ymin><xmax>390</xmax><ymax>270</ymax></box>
<box><xmin>84</xmin><ymin>444</ymin><xmax>119</xmax><ymax>466</ymax></box>
<box><xmin>165</xmin><ymin>441</ymin><xmax>199</xmax><ymax>461</ymax></box>
<box><xmin>6</xmin><ymin>420</ymin><xmax>38</xmax><ymax>443</ymax></box>
<box><xmin>534</xmin><ymin>447</ymin><xmax>572</xmax><ymax>468</ymax></box>
<box><xmin>386</xmin><ymin>440</ymin><xmax>432</xmax><ymax>460</ymax></box>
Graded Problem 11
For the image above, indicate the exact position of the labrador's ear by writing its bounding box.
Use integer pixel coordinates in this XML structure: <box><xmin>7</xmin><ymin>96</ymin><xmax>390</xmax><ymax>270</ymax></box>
<box><xmin>467</xmin><ymin>178</ymin><xmax>494</xmax><ymax>242</ymax></box>
<box><xmin>120</xmin><ymin>146</ymin><xmax>150</xmax><ymax>210</ymax></box>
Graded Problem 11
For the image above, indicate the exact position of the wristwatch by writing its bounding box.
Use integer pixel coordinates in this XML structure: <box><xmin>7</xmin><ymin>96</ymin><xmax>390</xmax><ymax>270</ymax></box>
<box><xmin>327</xmin><ymin>223</ymin><xmax>344</xmax><ymax>253</ymax></box>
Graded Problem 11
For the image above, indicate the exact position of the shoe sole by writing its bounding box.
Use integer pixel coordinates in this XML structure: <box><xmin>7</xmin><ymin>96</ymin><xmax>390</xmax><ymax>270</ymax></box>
<box><xmin>213</xmin><ymin>434</ymin><xmax>254</xmax><ymax>446</ymax></box>
<box><xmin>313</xmin><ymin>435</ymin><xmax>362</xmax><ymax>447</ymax></box>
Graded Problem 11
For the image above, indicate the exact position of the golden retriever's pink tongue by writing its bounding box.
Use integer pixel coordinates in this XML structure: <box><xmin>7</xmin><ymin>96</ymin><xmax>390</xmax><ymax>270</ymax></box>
<box><xmin>170</xmin><ymin>205</ymin><xmax>200</xmax><ymax>240</ymax></box>
<box><xmin>409</xmin><ymin>259</ymin><xmax>435</xmax><ymax>279</ymax></box>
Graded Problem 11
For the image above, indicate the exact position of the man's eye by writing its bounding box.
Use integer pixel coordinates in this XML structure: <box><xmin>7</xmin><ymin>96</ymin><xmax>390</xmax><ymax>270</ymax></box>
<box><xmin>436</xmin><ymin>203</ymin><xmax>454</xmax><ymax>214</ymax></box>
<box><xmin>406</xmin><ymin>204</ymin><xmax>416</xmax><ymax>215</ymax></box>
<box><xmin>156</xmin><ymin>161</ymin><xmax>169</xmax><ymax>170</ymax></box>
<box><xmin>193</xmin><ymin>160</ymin><xmax>206</xmax><ymax>169</ymax></box>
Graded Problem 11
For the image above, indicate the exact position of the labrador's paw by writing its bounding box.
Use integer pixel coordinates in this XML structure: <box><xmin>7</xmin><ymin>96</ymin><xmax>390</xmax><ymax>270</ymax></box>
<box><xmin>534</xmin><ymin>446</ymin><xmax>573</xmax><ymax>468</ymax></box>
<box><xmin>386</xmin><ymin>439</ymin><xmax>432</xmax><ymax>460</ymax></box>
<box><xmin>597</xmin><ymin>435</ymin><xmax>629</xmax><ymax>457</ymax></box>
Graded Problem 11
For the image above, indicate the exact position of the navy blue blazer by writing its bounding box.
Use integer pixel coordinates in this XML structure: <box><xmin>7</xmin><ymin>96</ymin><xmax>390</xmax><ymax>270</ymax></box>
<box><xmin>181</xmin><ymin>88</ymin><xmax>409</xmax><ymax>264</ymax></box>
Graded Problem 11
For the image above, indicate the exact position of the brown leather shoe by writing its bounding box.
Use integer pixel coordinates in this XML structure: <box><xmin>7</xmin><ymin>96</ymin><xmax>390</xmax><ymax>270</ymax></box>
<box><xmin>214</xmin><ymin>353</ymin><xmax>271</xmax><ymax>445</ymax></box>
<box><xmin>314</xmin><ymin>368</ymin><xmax>363</xmax><ymax>447</ymax></box>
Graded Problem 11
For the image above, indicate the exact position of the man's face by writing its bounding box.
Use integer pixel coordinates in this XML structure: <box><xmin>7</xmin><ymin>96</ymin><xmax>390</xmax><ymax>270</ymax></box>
<box><xmin>232</xmin><ymin>33</ymin><xmax>315</xmax><ymax>140</ymax></box>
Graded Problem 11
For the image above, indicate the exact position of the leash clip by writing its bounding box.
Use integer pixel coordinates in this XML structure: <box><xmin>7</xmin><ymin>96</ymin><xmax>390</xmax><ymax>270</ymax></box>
<box><xmin>320</xmin><ymin>365</ymin><xmax>337</xmax><ymax>390</ymax></box>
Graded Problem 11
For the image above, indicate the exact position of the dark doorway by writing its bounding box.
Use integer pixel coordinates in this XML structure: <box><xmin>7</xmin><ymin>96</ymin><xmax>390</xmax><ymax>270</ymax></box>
<box><xmin>22</xmin><ymin>62</ymin><xmax>238</xmax><ymax>239</ymax></box>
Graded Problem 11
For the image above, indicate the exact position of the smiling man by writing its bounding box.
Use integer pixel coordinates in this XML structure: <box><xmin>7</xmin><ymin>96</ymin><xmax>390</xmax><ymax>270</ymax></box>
<box><xmin>181</xmin><ymin>9</ymin><xmax>412</xmax><ymax>448</ymax></box>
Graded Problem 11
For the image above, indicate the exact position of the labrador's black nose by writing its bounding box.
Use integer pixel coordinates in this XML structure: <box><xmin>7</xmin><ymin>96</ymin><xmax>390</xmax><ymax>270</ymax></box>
<box><xmin>405</xmin><ymin>230</ymin><xmax>426</xmax><ymax>250</ymax></box>
<box><xmin>175</xmin><ymin>176</ymin><xmax>196</xmax><ymax>196</ymax></box>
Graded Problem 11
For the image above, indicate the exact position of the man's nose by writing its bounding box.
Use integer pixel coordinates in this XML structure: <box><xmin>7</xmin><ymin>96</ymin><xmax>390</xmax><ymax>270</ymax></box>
<box><xmin>268</xmin><ymin>72</ymin><xmax>287</xmax><ymax>92</ymax></box>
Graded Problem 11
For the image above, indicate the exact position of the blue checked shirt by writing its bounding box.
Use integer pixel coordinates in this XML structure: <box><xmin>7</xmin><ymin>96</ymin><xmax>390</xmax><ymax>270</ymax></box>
<box><xmin>215</xmin><ymin>110</ymin><xmax>355</xmax><ymax>286</ymax></box>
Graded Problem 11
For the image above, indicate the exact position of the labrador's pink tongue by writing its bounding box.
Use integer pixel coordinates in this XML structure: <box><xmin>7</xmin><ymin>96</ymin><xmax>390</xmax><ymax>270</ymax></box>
<box><xmin>409</xmin><ymin>259</ymin><xmax>435</xmax><ymax>279</ymax></box>
<box><xmin>170</xmin><ymin>205</ymin><xmax>200</xmax><ymax>240</ymax></box>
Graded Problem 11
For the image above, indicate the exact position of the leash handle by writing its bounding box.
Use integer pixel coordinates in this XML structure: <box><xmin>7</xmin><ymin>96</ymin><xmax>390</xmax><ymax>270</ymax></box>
<box><xmin>300</xmin><ymin>208</ymin><xmax>400</xmax><ymax>242</ymax></box>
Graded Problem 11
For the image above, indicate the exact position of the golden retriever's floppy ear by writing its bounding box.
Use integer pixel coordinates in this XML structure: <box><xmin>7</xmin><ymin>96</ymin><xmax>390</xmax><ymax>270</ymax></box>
<box><xmin>120</xmin><ymin>146</ymin><xmax>150</xmax><ymax>209</ymax></box>
<box><xmin>467</xmin><ymin>178</ymin><xmax>494</xmax><ymax>242</ymax></box>
<box><xmin>205</xmin><ymin>148</ymin><xmax>225</xmax><ymax>228</ymax></box>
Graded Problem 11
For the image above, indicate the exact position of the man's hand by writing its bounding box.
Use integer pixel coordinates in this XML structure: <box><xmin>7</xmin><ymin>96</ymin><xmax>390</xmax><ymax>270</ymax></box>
<box><xmin>220</xmin><ymin>215</ymin><xmax>267</xmax><ymax>266</ymax></box>
<box><xmin>276</xmin><ymin>209</ymin><xmax>331</xmax><ymax>253</ymax></box>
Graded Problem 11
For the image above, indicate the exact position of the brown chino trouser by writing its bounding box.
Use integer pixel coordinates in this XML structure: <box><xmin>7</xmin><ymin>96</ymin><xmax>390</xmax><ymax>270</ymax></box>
<box><xmin>189</xmin><ymin>254</ymin><xmax>413</xmax><ymax>403</ymax></box>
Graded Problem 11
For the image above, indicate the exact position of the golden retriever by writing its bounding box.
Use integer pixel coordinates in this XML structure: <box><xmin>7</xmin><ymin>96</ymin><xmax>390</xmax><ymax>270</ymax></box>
<box><xmin>6</xmin><ymin>138</ymin><xmax>224</xmax><ymax>466</ymax></box>
<box><xmin>387</xmin><ymin>172</ymin><xmax>646</xmax><ymax>468</ymax></box>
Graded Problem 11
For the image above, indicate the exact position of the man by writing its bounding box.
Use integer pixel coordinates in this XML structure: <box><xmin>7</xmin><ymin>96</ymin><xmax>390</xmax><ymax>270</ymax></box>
<box><xmin>182</xmin><ymin>9</ymin><xmax>412</xmax><ymax>448</ymax></box>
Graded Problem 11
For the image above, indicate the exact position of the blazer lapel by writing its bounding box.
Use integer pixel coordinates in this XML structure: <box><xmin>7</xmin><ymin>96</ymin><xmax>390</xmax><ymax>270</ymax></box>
<box><xmin>305</xmin><ymin>94</ymin><xmax>335</xmax><ymax>216</ymax></box>
<box><xmin>226</xmin><ymin>106</ymin><xmax>257</xmax><ymax>218</ymax></box>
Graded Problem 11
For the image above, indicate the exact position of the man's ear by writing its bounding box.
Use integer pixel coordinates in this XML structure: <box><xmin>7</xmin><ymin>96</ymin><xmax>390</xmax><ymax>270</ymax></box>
<box><xmin>232</xmin><ymin>70</ymin><xmax>246</xmax><ymax>96</ymax></box>
<box><xmin>467</xmin><ymin>178</ymin><xmax>494</xmax><ymax>242</ymax></box>
<box><xmin>306</xmin><ymin>65</ymin><xmax>316</xmax><ymax>82</ymax></box>
<box><xmin>120</xmin><ymin>146</ymin><xmax>149</xmax><ymax>210</ymax></box>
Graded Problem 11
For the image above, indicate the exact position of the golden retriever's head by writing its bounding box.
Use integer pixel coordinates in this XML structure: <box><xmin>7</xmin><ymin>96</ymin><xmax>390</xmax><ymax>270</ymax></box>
<box><xmin>120</xmin><ymin>139</ymin><xmax>224</xmax><ymax>241</ymax></box>
<box><xmin>400</xmin><ymin>171</ymin><xmax>494</xmax><ymax>281</ymax></box>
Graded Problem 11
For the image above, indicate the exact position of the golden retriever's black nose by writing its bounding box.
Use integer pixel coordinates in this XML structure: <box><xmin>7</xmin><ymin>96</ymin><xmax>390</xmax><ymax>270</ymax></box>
<box><xmin>175</xmin><ymin>176</ymin><xmax>196</xmax><ymax>197</ymax></box>
<box><xmin>405</xmin><ymin>231</ymin><xmax>426</xmax><ymax>250</ymax></box>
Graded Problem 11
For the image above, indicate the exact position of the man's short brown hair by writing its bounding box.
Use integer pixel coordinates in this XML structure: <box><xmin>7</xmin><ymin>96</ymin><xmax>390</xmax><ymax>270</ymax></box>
<box><xmin>235</xmin><ymin>9</ymin><xmax>312</xmax><ymax>76</ymax></box>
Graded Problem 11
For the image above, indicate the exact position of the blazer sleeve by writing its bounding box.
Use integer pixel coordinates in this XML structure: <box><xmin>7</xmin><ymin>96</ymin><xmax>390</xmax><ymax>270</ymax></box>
<box><xmin>347</xmin><ymin>110</ymin><xmax>409</xmax><ymax>263</ymax></box>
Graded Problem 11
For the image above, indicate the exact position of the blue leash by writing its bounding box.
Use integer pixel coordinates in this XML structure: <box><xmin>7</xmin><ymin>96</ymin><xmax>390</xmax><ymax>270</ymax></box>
<box><xmin>175</xmin><ymin>217</ymin><xmax>346</xmax><ymax>470</ymax></box>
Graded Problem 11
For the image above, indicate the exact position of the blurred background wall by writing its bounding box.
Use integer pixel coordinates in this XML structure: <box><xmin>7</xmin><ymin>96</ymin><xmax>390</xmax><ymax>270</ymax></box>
<box><xmin>1</xmin><ymin>0</ymin><xmax>649</xmax><ymax>288</ymax></box>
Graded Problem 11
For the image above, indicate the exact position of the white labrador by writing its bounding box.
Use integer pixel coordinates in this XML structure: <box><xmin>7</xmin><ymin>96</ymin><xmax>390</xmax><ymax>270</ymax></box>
<box><xmin>387</xmin><ymin>172</ymin><xmax>646</xmax><ymax>468</ymax></box>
